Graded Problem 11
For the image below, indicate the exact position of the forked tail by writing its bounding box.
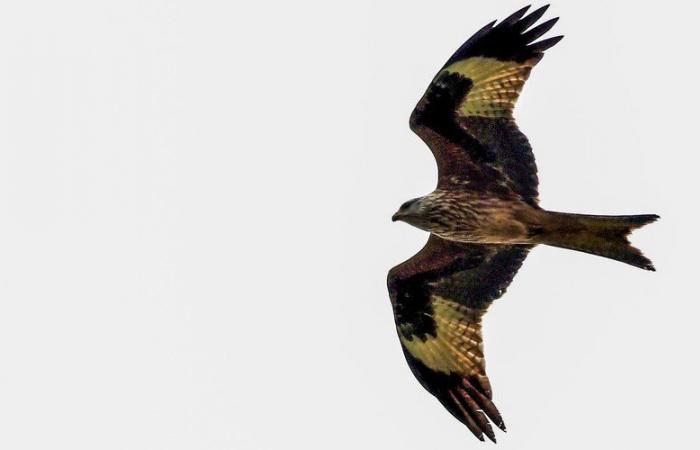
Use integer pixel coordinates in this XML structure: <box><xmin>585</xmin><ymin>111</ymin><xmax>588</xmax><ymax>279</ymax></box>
<box><xmin>534</xmin><ymin>211</ymin><xmax>659</xmax><ymax>270</ymax></box>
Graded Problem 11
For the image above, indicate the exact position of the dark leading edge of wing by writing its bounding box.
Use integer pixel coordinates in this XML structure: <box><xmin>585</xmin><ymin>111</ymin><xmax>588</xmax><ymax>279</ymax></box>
<box><xmin>387</xmin><ymin>235</ymin><xmax>530</xmax><ymax>442</ymax></box>
<box><xmin>409</xmin><ymin>5</ymin><xmax>563</xmax><ymax>205</ymax></box>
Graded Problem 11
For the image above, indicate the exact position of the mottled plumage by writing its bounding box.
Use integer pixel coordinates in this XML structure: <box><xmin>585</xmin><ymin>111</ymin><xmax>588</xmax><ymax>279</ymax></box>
<box><xmin>388</xmin><ymin>5</ymin><xmax>658</xmax><ymax>442</ymax></box>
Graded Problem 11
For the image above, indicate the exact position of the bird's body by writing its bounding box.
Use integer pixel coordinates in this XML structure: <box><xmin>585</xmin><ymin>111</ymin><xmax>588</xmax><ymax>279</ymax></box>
<box><xmin>387</xmin><ymin>5</ymin><xmax>658</xmax><ymax>443</ymax></box>
<box><xmin>399</xmin><ymin>188</ymin><xmax>536</xmax><ymax>244</ymax></box>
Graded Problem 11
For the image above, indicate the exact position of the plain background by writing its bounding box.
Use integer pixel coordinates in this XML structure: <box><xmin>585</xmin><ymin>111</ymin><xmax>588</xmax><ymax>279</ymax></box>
<box><xmin>0</xmin><ymin>1</ymin><xmax>696</xmax><ymax>449</ymax></box>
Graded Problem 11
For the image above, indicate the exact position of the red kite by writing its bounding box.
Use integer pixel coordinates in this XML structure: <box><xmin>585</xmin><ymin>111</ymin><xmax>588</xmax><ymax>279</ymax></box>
<box><xmin>388</xmin><ymin>5</ymin><xmax>657</xmax><ymax>442</ymax></box>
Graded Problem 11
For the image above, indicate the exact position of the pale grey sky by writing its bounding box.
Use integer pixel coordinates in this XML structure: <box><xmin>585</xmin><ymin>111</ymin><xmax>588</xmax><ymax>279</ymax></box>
<box><xmin>0</xmin><ymin>1</ymin><xmax>695</xmax><ymax>449</ymax></box>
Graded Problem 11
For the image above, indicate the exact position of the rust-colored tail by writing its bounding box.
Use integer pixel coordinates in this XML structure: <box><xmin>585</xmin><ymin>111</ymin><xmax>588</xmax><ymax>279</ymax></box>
<box><xmin>534</xmin><ymin>211</ymin><xmax>659</xmax><ymax>270</ymax></box>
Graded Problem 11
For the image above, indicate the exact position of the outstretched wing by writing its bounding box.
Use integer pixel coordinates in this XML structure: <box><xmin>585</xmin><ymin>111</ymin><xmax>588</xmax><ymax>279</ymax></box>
<box><xmin>410</xmin><ymin>5</ymin><xmax>563</xmax><ymax>204</ymax></box>
<box><xmin>387</xmin><ymin>235</ymin><xmax>530</xmax><ymax>442</ymax></box>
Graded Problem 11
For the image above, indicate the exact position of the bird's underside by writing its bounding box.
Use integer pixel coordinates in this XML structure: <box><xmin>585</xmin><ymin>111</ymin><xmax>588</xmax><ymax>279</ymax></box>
<box><xmin>387</xmin><ymin>5</ymin><xmax>657</xmax><ymax>443</ymax></box>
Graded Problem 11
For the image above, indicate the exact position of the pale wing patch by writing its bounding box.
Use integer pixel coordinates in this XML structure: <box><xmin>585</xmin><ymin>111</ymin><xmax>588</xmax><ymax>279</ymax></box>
<box><xmin>400</xmin><ymin>296</ymin><xmax>486</xmax><ymax>375</ymax></box>
<box><xmin>443</xmin><ymin>56</ymin><xmax>539</xmax><ymax>118</ymax></box>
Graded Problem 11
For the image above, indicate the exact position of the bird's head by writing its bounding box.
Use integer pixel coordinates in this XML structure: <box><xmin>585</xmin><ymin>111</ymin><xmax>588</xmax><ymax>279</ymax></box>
<box><xmin>392</xmin><ymin>196</ymin><xmax>433</xmax><ymax>230</ymax></box>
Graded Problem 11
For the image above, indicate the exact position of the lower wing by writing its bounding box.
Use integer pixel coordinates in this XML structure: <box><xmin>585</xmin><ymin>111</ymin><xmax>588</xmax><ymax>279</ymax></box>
<box><xmin>387</xmin><ymin>234</ymin><xmax>530</xmax><ymax>441</ymax></box>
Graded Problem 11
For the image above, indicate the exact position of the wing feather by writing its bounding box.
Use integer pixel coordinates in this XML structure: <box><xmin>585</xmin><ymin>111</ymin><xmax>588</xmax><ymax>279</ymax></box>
<box><xmin>409</xmin><ymin>6</ymin><xmax>563</xmax><ymax>204</ymax></box>
<box><xmin>387</xmin><ymin>235</ymin><xmax>530</xmax><ymax>441</ymax></box>
<box><xmin>514</xmin><ymin>5</ymin><xmax>551</xmax><ymax>32</ymax></box>
<box><xmin>521</xmin><ymin>17</ymin><xmax>560</xmax><ymax>43</ymax></box>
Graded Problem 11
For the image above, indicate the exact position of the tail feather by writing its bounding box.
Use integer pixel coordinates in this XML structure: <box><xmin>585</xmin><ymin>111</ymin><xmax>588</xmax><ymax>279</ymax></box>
<box><xmin>535</xmin><ymin>212</ymin><xmax>659</xmax><ymax>270</ymax></box>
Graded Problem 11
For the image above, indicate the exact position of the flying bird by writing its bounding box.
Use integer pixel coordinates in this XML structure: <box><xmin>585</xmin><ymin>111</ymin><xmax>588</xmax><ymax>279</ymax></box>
<box><xmin>388</xmin><ymin>5</ymin><xmax>657</xmax><ymax>442</ymax></box>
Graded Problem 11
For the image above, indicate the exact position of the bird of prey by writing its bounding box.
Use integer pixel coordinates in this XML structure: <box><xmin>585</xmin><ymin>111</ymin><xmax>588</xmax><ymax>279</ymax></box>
<box><xmin>388</xmin><ymin>5</ymin><xmax>657</xmax><ymax>442</ymax></box>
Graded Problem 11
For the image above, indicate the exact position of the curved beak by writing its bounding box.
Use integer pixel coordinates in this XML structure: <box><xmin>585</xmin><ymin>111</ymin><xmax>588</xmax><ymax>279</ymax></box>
<box><xmin>392</xmin><ymin>211</ymin><xmax>402</xmax><ymax>222</ymax></box>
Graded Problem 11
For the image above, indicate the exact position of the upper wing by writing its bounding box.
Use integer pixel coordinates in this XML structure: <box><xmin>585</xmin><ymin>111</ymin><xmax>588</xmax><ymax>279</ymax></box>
<box><xmin>410</xmin><ymin>5</ymin><xmax>563</xmax><ymax>204</ymax></box>
<box><xmin>387</xmin><ymin>234</ymin><xmax>530</xmax><ymax>442</ymax></box>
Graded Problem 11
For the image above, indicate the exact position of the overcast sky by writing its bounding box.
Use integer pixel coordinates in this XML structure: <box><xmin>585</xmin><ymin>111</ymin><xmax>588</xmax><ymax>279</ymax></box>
<box><xmin>0</xmin><ymin>1</ymin><xmax>696</xmax><ymax>449</ymax></box>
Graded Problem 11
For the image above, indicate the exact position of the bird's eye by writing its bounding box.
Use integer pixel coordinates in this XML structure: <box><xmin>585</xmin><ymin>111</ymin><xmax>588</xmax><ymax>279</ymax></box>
<box><xmin>401</xmin><ymin>199</ymin><xmax>416</xmax><ymax>210</ymax></box>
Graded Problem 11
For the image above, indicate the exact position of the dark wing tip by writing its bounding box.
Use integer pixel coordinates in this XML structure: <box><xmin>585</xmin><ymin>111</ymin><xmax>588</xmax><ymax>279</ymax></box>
<box><xmin>498</xmin><ymin>5</ymin><xmax>532</xmax><ymax>27</ymax></box>
<box><xmin>521</xmin><ymin>17</ymin><xmax>559</xmax><ymax>43</ymax></box>
<box><xmin>442</xmin><ymin>5</ymin><xmax>562</xmax><ymax>67</ymax></box>
<box><xmin>446</xmin><ymin>385</ymin><xmax>502</xmax><ymax>442</ymax></box>
<box><xmin>528</xmin><ymin>35</ymin><xmax>564</xmax><ymax>53</ymax></box>
<box><xmin>486</xmin><ymin>431</ymin><xmax>497</xmax><ymax>444</ymax></box>
<box><xmin>517</xmin><ymin>4</ymin><xmax>550</xmax><ymax>31</ymax></box>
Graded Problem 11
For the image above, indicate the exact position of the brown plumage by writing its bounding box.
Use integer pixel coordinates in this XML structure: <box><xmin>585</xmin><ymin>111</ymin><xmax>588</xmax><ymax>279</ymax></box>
<box><xmin>388</xmin><ymin>5</ymin><xmax>658</xmax><ymax>442</ymax></box>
